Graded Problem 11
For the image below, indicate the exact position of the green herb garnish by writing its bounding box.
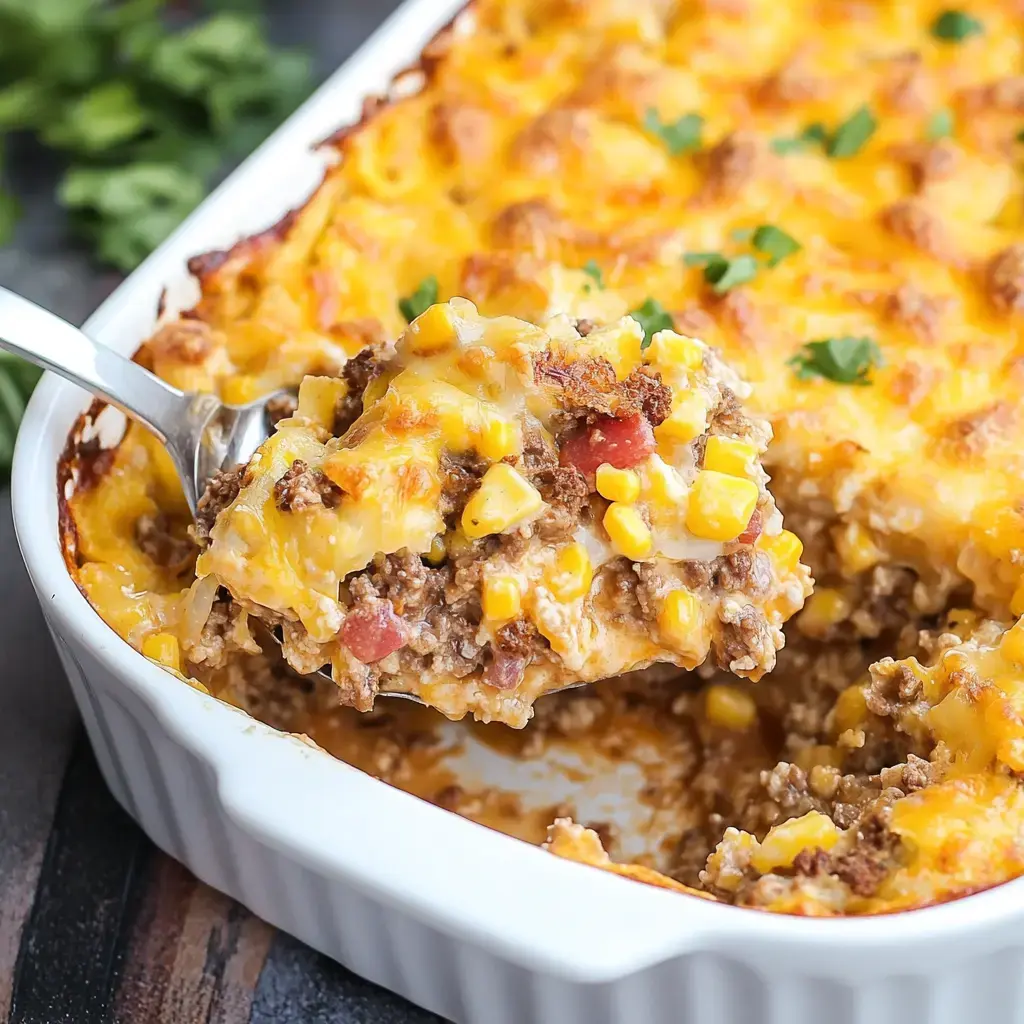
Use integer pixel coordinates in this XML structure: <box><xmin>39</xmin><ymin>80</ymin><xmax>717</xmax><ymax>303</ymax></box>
<box><xmin>771</xmin><ymin>123</ymin><xmax>828</xmax><ymax>155</ymax></box>
<box><xmin>643</xmin><ymin>108</ymin><xmax>704</xmax><ymax>155</ymax></box>
<box><xmin>788</xmin><ymin>337</ymin><xmax>883</xmax><ymax>386</ymax></box>
<box><xmin>931</xmin><ymin>9</ymin><xmax>984</xmax><ymax>41</ymax></box>
<box><xmin>1016</xmin><ymin>128</ymin><xmax>1024</xmax><ymax>144</ymax></box>
<box><xmin>629</xmin><ymin>298</ymin><xmax>674</xmax><ymax>348</ymax></box>
<box><xmin>398</xmin><ymin>276</ymin><xmax>440</xmax><ymax>322</ymax></box>
<box><xmin>752</xmin><ymin>225</ymin><xmax>801</xmax><ymax>267</ymax></box>
<box><xmin>0</xmin><ymin>354</ymin><xmax>42</xmax><ymax>473</ymax></box>
<box><xmin>703</xmin><ymin>254</ymin><xmax>759</xmax><ymax>294</ymax></box>
<box><xmin>683</xmin><ymin>251</ymin><xmax>723</xmax><ymax>267</ymax></box>
<box><xmin>926</xmin><ymin>109</ymin><xmax>955</xmax><ymax>141</ymax></box>
<box><xmin>828</xmin><ymin>106</ymin><xmax>877</xmax><ymax>159</ymax></box>
<box><xmin>582</xmin><ymin>259</ymin><xmax>604</xmax><ymax>291</ymax></box>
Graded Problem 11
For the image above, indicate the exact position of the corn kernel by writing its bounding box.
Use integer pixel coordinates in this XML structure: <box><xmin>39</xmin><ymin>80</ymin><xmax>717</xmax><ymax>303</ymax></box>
<box><xmin>656</xmin><ymin>390</ymin><xmax>708</xmax><ymax>444</ymax></box>
<box><xmin>482</xmin><ymin>575</ymin><xmax>521</xmax><ymax>621</ymax></box>
<box><xmin>546</xmin><ymin>542</ymin><xmax>593</xmax><ymax>602</ymax></box>
<box><xmin>999</xmin><ymin>737</ymin><xmax>1024</xmax><ymax>773</ymax></box>
<box><xmin>477</xmin><ymin>418</ymin><xmax>518</xmax><ymax>462</ymax></box>
<box><xmin>658</xmin><ymin>588</ymin><xmax>704</xmax><ymax>656</ymax></box>
<box><xmin>759</xmin><ymin>530</ymin><xmax>804</xmax><ymax>575</ymax></box>
<box><xmin>603</xmin><ymin>503</ymin><xmax>653</xmax><ymax>560</ymax></box>
<box><xmin>835</xmin><ymin>521</ymin><xmax>883</xmax><ymax>575</ymax></box>
<box><xmin>406</xmin><ymin>302</ymin><xmax>456</xmax><ymax>354</ymax></box>
<box><xmin>1001</xmin><ymin>619</ymin><xmax>1024</xmax><ymax>665</ymax></box>
<box><xmin>297</xmin><ymin>375</ymin><xmax>347</xmax><ymax>428</ymax></box>
<box><xmin>645</xmin><ymin>330</ymin><xmax>704</xmax><ymax>371</ymax></box>
<box><xmin>425</xmin><ymin>534</ymin><xmax>447</xmax><ymax>565</ymax></box>
<box><xmin>703</xmin><ymin>435</ymin><xmax>757</xmax><ymax>478</ymax></box>
<box><xmin>644</xmin><ymin>456</ymin><xmax>687</xmax><ymax>509</ymax></box>
<box><xmin>462</xmin><ymin>463</ymin><xmax>544</xmax><ymax>539</ymax></box>
<box><xmin>220</xmin><ymin>375</ymin><xmax>263</xmax><ymax>406</ymax></box>
<box><xmin>799</xmin><ymin>587</ymin><xmax>851</xmax><ymax>637</ymax></box>
<box><xmin>361</xmin><ymin>370</ymin><xmax>393</xmax><ymax>410</ymax></box>
<box><xmin>752</xmin><ymin>811</ymin><xmax>841</xmax><ymax>874</ymax></box>
<box><xmin>1012</xmin><ymin>580</ymin><xmax>1024</xmax><ymax>619</ymax></box>
<box><xmin>704</xmin><ymin>684</ymin><xmax>757</xmax><ymax>731</ymax></box>
<box><xmin>685</xmin><ymin>470</ymin><xmax>759</xmax><ymax>541</ymax></box>
<box><xmin>832</xmin><ymin>683</ymin><xmax>868</xmax><ymax>734</ymax></box>
<box><xmin>142</xmin><ymin>632</ymin><xmax>180</xmax><ymax>673</ymax></box>
<box><xmin>595</xmin><ymin>464</ymin><xmax>640</xmax><ymax>503</ymax></box>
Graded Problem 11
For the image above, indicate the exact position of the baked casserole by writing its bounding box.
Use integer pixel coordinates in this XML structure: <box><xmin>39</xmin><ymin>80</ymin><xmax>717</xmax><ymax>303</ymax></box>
<box><xmin>60</xmin><ymin>0</ymin><xmax>1024</xmax><ymax>915</ymax></box>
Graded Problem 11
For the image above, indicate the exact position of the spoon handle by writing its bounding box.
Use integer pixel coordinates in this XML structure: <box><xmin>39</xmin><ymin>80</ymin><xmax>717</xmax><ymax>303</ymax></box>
<box><xmin>0</xmin><ymin>285</ymin><xmax>195</xmax><ymax>446</ymax></box>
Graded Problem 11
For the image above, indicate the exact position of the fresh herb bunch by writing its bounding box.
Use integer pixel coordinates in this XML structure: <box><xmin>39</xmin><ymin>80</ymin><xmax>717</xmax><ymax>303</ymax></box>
<box><xmin>0</xmin><ymin>0</ymin><xmax>313</xmax><ymax>265</ymax></box>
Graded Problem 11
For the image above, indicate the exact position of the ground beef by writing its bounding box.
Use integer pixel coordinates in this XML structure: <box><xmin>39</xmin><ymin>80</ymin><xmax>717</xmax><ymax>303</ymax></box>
<box><xmin>792</xmin><ymin>811</ymin><xmax>902</xmax><ymax>898</ymax></box>
<box><xmin>885</xmin><ymin>283</ymin><xmax>946</xmax><ymax>342</ymax></box>
<box><xmin>714</xmin><ymin>604</ymin><xmax>775</xmax><ymax>676</ymax></box>
<box><xmin>370</xmin><ymin>550</ymin><xmax>447</xmax><ymax>619</ymax></box>
<box><xmin>186</xmin><ymin>596</ymin><xmax>240</xmax><ymax>669</ymax></box>
<box><xmin>889</xmin><ymin>139</ymin><xmax>957</xmax><ymax>192</ymax></box>
<box><xmin>438</xmin><ymin>449</ymin><xmax>488</xmax><ymax>522</ymax></box>
<box><xmin>517</xmin><ymin>422</ymin><xmax>589</xmax><ymax>543</ymax></box>
<box><xmin>986</xmin><ymin>244</ymin><xmax>1024</xmax><ymax>315</ymax></box>
<box><xmin>193</xmin><ymin>466</ymin><xmax>242</xmax><ymax>547</ymax></box>
<box><xmin>333</xmin><ymin>346</ymin><xmax>383</xmax><ymax>436</ymax></box>
<box><xmin>713</xmin><ymin>550</ymin><xmax>772</xmax><ymax>595</ymax></box>
<box><xmin>706</xmin><ymin>386</ymin><xmax>750</xmax><ymax>437</ymax></box>
<box><xmin>265</xmin><ymin>393</ymin><xmax>297</xmax><ymax>425</ymax></box>
<box><xmin>273</xmin><ymin>460</ymin><xmax>343</xmax><ymax>512</ymax></box>
<box><xmin>698</xmin><ymin>132</ymin><xmax>760</xmax><ymax>202</ymax></box>
<box><xmin>135</xmin><ymin>512</ymin><xmax>195</xmax><ymax>574</ymax></box>
<box><xmin>882</xmin><ymin>199</ymin><xmax>955</xmax><ymax>262</ymax></box>
<box><xmin>574</xmin><ymin>318</ymin><xmax>596</xmax><ymax>337</ymax></box>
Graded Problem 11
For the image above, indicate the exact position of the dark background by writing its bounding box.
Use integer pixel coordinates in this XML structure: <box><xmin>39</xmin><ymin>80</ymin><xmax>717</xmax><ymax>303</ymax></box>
<box><xmin>0</xmin><ymin>2</ymin><xmax>450</xmax><ymax>1021</ymax></box>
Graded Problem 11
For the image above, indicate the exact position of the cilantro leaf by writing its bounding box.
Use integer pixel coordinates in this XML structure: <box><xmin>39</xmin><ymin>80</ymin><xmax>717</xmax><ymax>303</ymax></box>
<box><xmin>0</xmin><ymin>354</ymin><xmax>42</xmax><ymax>473</ymax></box>
<box><xmin>931</xmin><ymin>9</ymin><xmax>983</xmax><ymax>41</ymax></box>
<box><xmin>788</xmin><ymin>337</ymin><xmax>883</xmax><ymax>385</ymax></box>
<box><xmin>828</xmin><ymin>106</ymin><xmax>877</xmax><ymax>159</ymax></box>
<box><xmin>771</xmin><ymin>123</ymin><xmax>827</xmax><ymax>155</ymax></box>
<box><xmin>41</xmin><ymin>81</ymin><xmax>149</xmax><ymax>154</ymax></box>
<box><xmin>683</xmin><ymin>251</ymin><xmax>723</xmax><ymax>267</ymax></box>
<box><xmin>926</xmin><ymin>109</ymin><xmax>955</xmax><ymax>141</ymax></box>
<box><xmin>643</xmin><ymin>108</ymin><xmax>703</xmax><ymax>156</ymax></box>
<box><xmin>704</xmin><ymin>254</ymin><xmax>758</xmax><ymax>294</ymax></box>
<box><xmin>752</xmin><ymin>224</ymin><xmax>801</xmax><ymax>266</ymax></box>
<box><xmin>629</xmin><ymin>298</ymin><xmax>674</xmax><ymax>349</ymax></box>
<box><xmin>399</xmin><ymin>276</ymin><xmax>440</xmax><ymax>322</ymax></box>
<box><xmin>582</xmin><ymin>259</ymin><xmax>604</xmax><ymax>290</ymax></box>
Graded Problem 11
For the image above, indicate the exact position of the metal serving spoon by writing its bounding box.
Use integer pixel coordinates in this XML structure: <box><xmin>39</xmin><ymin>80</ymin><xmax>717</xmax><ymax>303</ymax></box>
<box><xmin>0</xmin><ymin>285</ymin><xmax>280</xmax><ymax>517</ymax></box>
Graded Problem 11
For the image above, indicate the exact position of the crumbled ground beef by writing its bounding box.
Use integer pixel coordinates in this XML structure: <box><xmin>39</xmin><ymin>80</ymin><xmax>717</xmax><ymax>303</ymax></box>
<box><xmin>517</xmin><ymin>422</ymin><xmax>589</xmax><ymax>543</ymax></box>
<box><xmin>698</xmin><ymin>132</ymin><xmax>760</xmax><ymax>202</ymax></box>
<box><xmin>186</xmin><ymin>596</ymin><xmax>242</xmax><ymax>669</ymax></box>
<box><xmin>265</xmin><ymin>393</ymin><xmax>297</xmax><ymax>425</ymax></box>
<box><xmin>193</xmin><ymin>466</ymin><xmax>242</xmax><ymax>547</ymax></box>
<box><xmin>713</xmin><ymin>604</ymin><xmax>775</xmax><ymax>676</ymax></box>
<box><xmin>438</xmin><ymin>449</ymin><xmax>488</xmax><ymax>523</ymax></box>
<box><xmin>273</xmin><ymin>460</ymin><xmax>343</xmax><ymax>512</ymax></box>
<box><xmin>713</xmin><ymin>549</ymin><xmax>772</xmax><ymax>595</ymax></box>
<box><xmin>333</xmin><ymin>346</ymin><xmax>383</xmax><ymax>436</ymax></box>
<box><xmin>135</xmin><ymin>511</ymin><xmax>195</xmax><ymax>574</ymax></box>
<box><xmin>986</xmin><ymin>244</ymin><xmax>1024</xmax><ymax>315</ymax></box>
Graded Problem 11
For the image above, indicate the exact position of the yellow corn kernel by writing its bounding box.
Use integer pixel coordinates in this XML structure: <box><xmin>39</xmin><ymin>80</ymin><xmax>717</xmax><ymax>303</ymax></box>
<box><xmin>361</xmin><ymin>370</ymin><xmax>394</xmax><ymax>410</ymax></box>
<box><xmin>406</xmin><ymin>302</ymin><xmax>456</xmax><ymax>354</ymax></box>
<box><xmin>425</xmin><ymin>534</ymin><xmax>447</xmax><ymax>565</ymax></box>
<box><xmin>759</xmin><ymin>530</ymin><xmax>804</xmax><ymax>575</ymax></box>
<box><xmin>603</xmin><ymin>502</ymin><xmax>652</xmax><ymax>560</ymax></box>
<box><xmin>477</xmin><ymin>418</ymin><xmax>518</xmax><ymax>462</ymax></box>
<box><xmin>832</xmin><ymin>683</ymin><xmax>868</xmax><ymax>734</ymax></box>
<box><xmin>546</xmin><ymin>542</ymin><xmax>593</xmax><ymax>602</ymax></box>
<box><xmin>220</xmin><ymin>374</ymin><xmax>263</xmax><ymax>406</ymax></box>
<box><xmin>799</xmin><ymin>587</ymin><xmax>851</xmax><ymax>637</ymax></box>
<box><xmin>703</xmin><ymin>435</ymin><xmax>757</xmax><ymax>478</ymax></box>
<box><xmin>998</xmin><ymin>737</ymin><xmax>1024</xmax><ymax>773</ymax></box>
<box><xmin>297</xmin><ymin>375</ymin><xmax>347</xmax><ymax>429</ymax></box>
<box><xmin>685</xmin><ymin>470</ymin><xmax>759</xmax><ymax>542</ymax></box>
<box><xmin>645</xmin><ymin>330</ymin><xmax>704</xmax><ymax>370</ymax></box>
<box><xmin>704</xmin><ymin>684</ymin><xmax>757</xmax><ymax>731</ymax></box>
<box><xmin>462</xmin><ymin>463</ymin><xmax>544</xmax><ymax>539</ymax></box>
<box><xmin>656</xmin><ymin>390</ymin><xmax>708</xmax><ymax>444</ymax></box>
<box><xmin>1011</xmin><ymin>580</ymin><xmax>1024</xmax><ymax>619</ymax></box>
<box><xmin>835</xmin><ymin>521</ymin><xmax>883</xmax><ymax>575</ymax></box>
<box><xmin>751</xmin><ymin>811</ymin><xmax>841</xmax><ymax>874</ymax></box>
<box><xmin>1001</xmin><ymin>619</ymin><xmax>1024</xmax><ymax>665</ymax></box>
<box><xmin>482</xmin><ymin>575</ymin><xmax>521</xmax><ymax>621</ymax></box>
<box><xmin>142</xmin><ymin>632</ymin><xmax>180</xmax><ymax>673</ymax></box>
<box><xmin>595</xmin><ymin>464</ymin><xmax>640</xmax><ymax>503</ymax></box>
<box><xmin>644</xmin><ymin>456</ymin><xmax>687</xmax><ymax>510</ymax></box>
<box><xmin>658</xmin><ymin>588</ymin><xmax>704</xmax><ymax>655</ymax></box>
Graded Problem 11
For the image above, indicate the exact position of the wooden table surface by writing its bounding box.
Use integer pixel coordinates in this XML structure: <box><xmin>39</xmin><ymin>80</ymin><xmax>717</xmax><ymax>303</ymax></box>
<box><xmin>0</xmin><ymin>2</ymin><xmax>448</xmax><ymax>1020</ymax></box>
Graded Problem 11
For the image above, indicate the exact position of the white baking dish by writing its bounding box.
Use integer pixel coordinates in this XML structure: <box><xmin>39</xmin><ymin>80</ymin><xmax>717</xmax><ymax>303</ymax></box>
<box><xmin>12</xmin><ymin>0</ymin><xmax>1024</xmax><ymax>1020</ymax></box>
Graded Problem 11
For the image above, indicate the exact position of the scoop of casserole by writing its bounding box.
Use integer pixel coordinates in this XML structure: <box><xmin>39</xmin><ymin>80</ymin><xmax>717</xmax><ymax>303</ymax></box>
<box><xmin>191</xmin><ymin>300</ymin><xmax>811</xmax><ymax>725</ymax></box>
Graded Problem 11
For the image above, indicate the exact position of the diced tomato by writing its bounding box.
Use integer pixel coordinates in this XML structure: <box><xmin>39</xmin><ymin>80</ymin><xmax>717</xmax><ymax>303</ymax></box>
<box><xmin>483</xmin><ymin>652</ymin><xmax>526</xmax><ymax>691</ymax></box>
<box><xmin>737</xmin><ymin>509</ymin><xmax>763</xmax><ymax>545</ymax></box>
<box><xmin>558</xmin><ymin>413</ymin><xmax>656</xmax><ymax>479</ymax></box>
<box><xmin>340</xmin><ymin>603</ymin><xmax>407</xmax><ymax>663</ymax></box>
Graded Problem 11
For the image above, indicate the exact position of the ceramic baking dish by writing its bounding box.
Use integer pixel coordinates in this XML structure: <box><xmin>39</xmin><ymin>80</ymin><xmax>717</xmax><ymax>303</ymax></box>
<box><xmin>12</xmin><ymin>1</ymin><xmax>1024</xmax><ymax>1020</ymax></box>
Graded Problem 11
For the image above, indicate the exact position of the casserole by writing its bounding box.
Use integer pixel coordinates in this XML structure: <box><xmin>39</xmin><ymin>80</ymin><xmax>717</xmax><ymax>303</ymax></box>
<box><xmin>14</xmin><ymin>0</ymin><xmax>1024</xmax><ymax>1019</ymax></box>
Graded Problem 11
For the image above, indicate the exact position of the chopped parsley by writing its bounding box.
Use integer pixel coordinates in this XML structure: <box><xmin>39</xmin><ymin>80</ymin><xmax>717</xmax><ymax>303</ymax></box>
<box><xmin>926</xmin><ymin>109</ymin><xmax>955</xmax><ymax>141</ymax></box>
<box><xmin>643</xmin><ymin>108</ymin><xmax>704</xmax><ymax>155</ymax></box>
<box><xmin>683</xmin><ymin>251</ymin><xmax>723</xmax><ymax>267</ymax></box>
<box><xmin>629</xmin><ymin>298</ymin><xmax>674</xmax><ymax>348</ymax></box>
<box><xmin>788</xmin><ymin>337</ymin><xmax>883</xmax><ymax>386</ymax></box>
<box><xmin>827</xmin><ymin>106</ymin><xmax>877</xmax><ymax>159</ymax></box>
<box><xmin>703</xmin><ymin>254</ymin><xmax>759</xmax><ymax>294</ymax></box>
<box><xmin>752</xmin><ymin>225</ymin><xmax>801</xmax><ymax>267</ymax></box>
<box><xmin>731</xmin><ymin>227</ymin><xmax>754</xmax><ymax>242</ymax></box>
<box><xmin>1016</xmin><ymin>128</ymin><xmax>1024</xmax><ymax>144</ymax></box>
<box><xmin>931</xmin><ymin>9</ymin><xmax>984</xmax><ymax>41</ymax></box>
<box><xmin>398</xmin><ymin>276</ymin><xmax>439</xmax><ymax>322</ymax></box>
<box><xmin>582</xmin><ymin>259</ymin><xmax>604</xmax><ymax>291</ymax></box>
<box><xmin>770</xmin><ymin>123</ymin><xmax>827</xmax><ymax>155</ymax></box>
